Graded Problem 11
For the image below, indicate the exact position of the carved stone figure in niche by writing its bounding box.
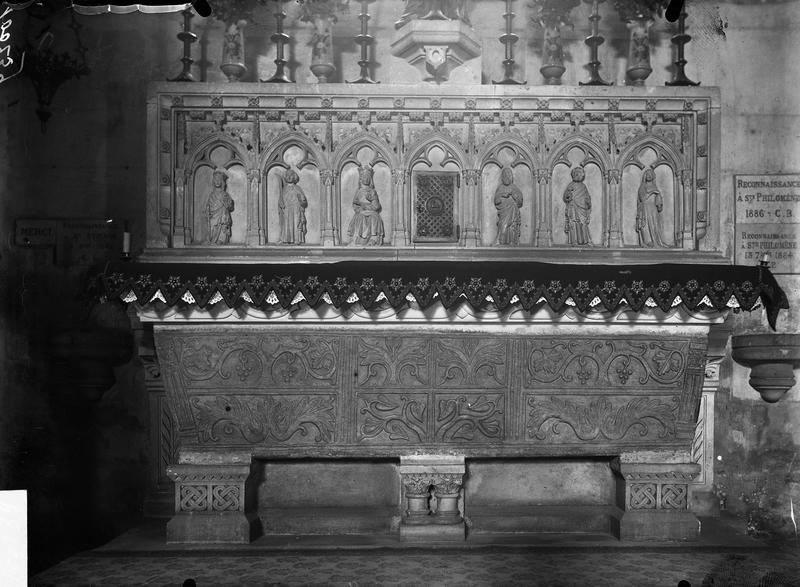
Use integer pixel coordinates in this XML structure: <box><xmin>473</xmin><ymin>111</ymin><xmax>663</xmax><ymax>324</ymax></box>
<box><xmin>636</xmin><ymin>167</ymin><xmax>669</xmax><ymax>248</ymax></box>
<box><xmin>395</xmin><ymin>0</ymin><xmax>472</xmax><ymax>29</ymax></box>
<box><xmin>278</xmin><ymin>168</ymin><xmax>308</xmax><ymax>245</ymax></box>
<box><xmin>348</xmin><ymin>166</ymin><xmax>385</xmax><ymax>246</ymax></box>
<box><xmin>562</xmin><ymin>167</ymin><xmax>592</xmax><ymax>246</ymax></box>
<box><xmin>494</xmin><ymin>166</ymin><xmax>523</xmax><ymax>246</ymax></box>
<box><xmin>205</xmin><ymin>168</ymin><xmax>234</xmax><ymax>245</ymax></box>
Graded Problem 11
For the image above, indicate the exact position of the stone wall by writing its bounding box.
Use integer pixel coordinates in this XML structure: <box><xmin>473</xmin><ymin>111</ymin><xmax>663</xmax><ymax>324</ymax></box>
<box><xmin>0</xmin><ymin>0</ymin><xmax>798</xmax><ymax>571</ymax></box>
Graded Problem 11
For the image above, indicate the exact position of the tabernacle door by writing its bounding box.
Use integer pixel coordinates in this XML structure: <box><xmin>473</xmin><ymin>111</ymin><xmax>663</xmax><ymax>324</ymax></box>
<box><xmin>414</xmin><ymin>171</ymin><xmax>459</xmax><ymax>243</ymax></box>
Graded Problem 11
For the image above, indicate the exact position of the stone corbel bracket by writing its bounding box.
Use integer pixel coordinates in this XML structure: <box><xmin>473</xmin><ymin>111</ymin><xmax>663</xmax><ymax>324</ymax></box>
<box><xmin>731</xmin><ymin>334</ymin><xmax>800</xmax><ymax>403</ymax></box>
<box><xmin>390</xmin><ymin>20</ymin><xmax>481</xmax><ymax>83</ymax></box>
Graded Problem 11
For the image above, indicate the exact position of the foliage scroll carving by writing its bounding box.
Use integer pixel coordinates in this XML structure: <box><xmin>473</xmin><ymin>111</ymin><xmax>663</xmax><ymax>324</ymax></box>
<box><xmin>524</xmin><ymin>339</ymin><xmax>688</xmax><ymax>388</ymax></box>
<box><xmin>157</xmin><ymin>331</ymin><xmax>706</xmax><ymax>453</ymax></box>
<box><xmin>191</xmin><ymin>394</ymin><xmax>336</xmax><ymax>445</ymax></box>
<box><xmin>175</xmin><ymin>336</ymin><xmax>339</xmax><ymax>387</ymax></box>
<box><xmin>358</xmin><ymin>393</ymin><xmax>428</xmax><ymax>443</ymax></box>
<box><xmin>526</xmin><ymin>395</ymin><xmax>678</xmax><ymax>443</ymax></box>
<box><xmin>435</xmin><ymin>339</ymin><xmax>508</xmax><ymax>388</ymax></box>
<box><xmin>435</xmin><ymin>394</ymin><xmax>504</xmax><ymax>442</ymax></box>
<box><xmin>358</xmin><ymin>337</ymin><xmax>430</xmax><ymax>388</ymax></box>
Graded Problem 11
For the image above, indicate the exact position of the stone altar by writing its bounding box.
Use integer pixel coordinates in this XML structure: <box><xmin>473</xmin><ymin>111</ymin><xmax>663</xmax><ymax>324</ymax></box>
<box><xmin>115</xmin><ymin>258</ymin><xmax>788</xmax><ymax>544</ymax></box>
<box><xmin>123</xmin><ymin>82</ymin><xmax>788</xmax><ymax>544</ymax></box>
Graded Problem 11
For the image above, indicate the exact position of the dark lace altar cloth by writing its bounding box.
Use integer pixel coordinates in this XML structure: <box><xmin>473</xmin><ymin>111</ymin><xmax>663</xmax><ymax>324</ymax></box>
<box><xmin>102</xmin><ymin>262</ymin><xmax>789</xmax><ymax>330</ymax></box>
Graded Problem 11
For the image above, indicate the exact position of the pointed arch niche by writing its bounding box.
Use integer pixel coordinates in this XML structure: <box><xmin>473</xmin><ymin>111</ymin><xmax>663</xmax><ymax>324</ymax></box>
<box><xmin>262</xmin><ymin>138</ymin><xmax>323</xmax><ymax>246</ymax></box>
<box><xmin>550</xmin><ymin>144</ymin><xmax>606</xmax><ymax>248</ymax></box>
<box><xmin>407</xmin><ymin>141</ymin><xmax>465</xmax><ymax>244</ymax></box>
<box><xmin>620</xmin><ymin>142</ymin><xmax>682</xmax><ymax>249</ymax></box>
<box><xmin>337</xmin><ymin>143</ymin><xmax>393</xmax><ymax>246</ymax></box>
<box><xmin>186</xmin><ymin>139</ymin><xmax>248</xmax><ymax>246</ymax></box>
<box><xmin>480</xmin><ymin>143</ymin><xmax>535</xmax><ymax>247</ymax></box>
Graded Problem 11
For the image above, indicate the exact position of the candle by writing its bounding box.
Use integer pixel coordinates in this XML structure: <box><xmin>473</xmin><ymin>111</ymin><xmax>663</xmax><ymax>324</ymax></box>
<box><xmin>123</xmin><ymin>221</ymin><xmax>131</xmax><ymax>255</ymax></box>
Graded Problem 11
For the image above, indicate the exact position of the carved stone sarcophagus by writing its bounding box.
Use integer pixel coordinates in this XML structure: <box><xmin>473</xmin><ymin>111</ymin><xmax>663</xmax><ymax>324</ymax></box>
<box><xmin>156</xmin><ymin>327</ymin><xmax>706</xmax><ymax>458</ymax></box>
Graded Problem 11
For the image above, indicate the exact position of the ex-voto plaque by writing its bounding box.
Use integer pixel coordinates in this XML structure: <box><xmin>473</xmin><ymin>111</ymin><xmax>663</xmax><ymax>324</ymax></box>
<box><xmin>734</xmin><ymin>173</ymin><xmax>800</xmax><ymax>274</ymax></box>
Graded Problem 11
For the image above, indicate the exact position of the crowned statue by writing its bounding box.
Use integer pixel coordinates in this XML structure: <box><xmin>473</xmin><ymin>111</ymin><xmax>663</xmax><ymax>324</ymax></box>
<box><xmin>348</xmin><ymin>166</ymin><xmax>385</xmax><ymax>246</ymax></box>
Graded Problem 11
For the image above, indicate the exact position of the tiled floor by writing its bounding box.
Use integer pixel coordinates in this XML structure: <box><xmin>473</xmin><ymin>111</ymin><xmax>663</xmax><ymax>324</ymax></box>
<box><xmin>31</xmin><ymin>518</ymin><xmax>800</xmax><ymax>587</ymax></box>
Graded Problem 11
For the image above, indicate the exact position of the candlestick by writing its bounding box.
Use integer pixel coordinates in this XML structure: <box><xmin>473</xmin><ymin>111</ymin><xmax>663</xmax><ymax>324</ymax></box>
<box><xmin>579</xmin><ymin>0</ymin><xmax>612</xmax><ymax>86</ymax></box>
<box><xmin>347</xmin><ymin>0</ymin><xmax>378</xmax><ymax>84</ymax></box>
<box><xmin>168</xmin><ymin>6</ymin><xmax>198</xmax><ymax>81</ymax></box>
<box><xmin>665</xmin><ymin>5</ymin><xmax>699</xmax><ymax>86</ymax></box>
<box><xmin>262</xmin><ymin>0</ymin><xmax>293</xmax><ymax>83</ymax></box>
<box><xmin>493</xmin><ymin>0</ymin><xmax>525</xmax><ymax>85</ymax></box>
<box><xmin>760</xmin><ymin>253</ymin><xmax>771</xmax><ymax>267</ymax></box>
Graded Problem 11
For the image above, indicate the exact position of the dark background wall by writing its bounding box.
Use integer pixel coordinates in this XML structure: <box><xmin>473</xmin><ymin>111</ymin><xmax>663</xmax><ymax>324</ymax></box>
<box><xmin>0</xmin><ymin>1</ymin><xmax>798</xmax><ymax>574</ymax></box>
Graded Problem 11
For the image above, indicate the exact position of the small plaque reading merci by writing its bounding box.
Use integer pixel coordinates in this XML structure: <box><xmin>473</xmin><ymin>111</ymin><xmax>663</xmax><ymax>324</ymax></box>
<box><xmin>14</xmin><ymin>219</ymin><xmax>58</xmax><ymax>246</ymax></box>
<box><xmin>15</xmin><ymin>218</ymin><xmax>124</xmax><ymax>266</ymax></box>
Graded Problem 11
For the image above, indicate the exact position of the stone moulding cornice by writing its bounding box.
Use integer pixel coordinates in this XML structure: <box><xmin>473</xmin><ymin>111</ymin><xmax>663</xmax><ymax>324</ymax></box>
<box><xmin>611</xmin><ymin>460</ymin><xmax>701</xmax><ymax>482</ymax></box>
<box><xmin>148</xmin><ymin>82</ymin><xmax>721</xmax><ymax>109</ymax></box>
<box><xmin>166</xmin><ymin>464</ymin><xmax>252</xmax><ymax>483</ymax></box>
<box><xmin>615</xmin><ymin>470</ymin><xmax>700</xmax><ymax>482</ymax></box>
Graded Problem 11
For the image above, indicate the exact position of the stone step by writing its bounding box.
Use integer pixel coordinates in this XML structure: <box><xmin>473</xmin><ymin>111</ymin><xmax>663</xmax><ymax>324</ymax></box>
<box><xmin>466</xmin><ymin>505</ymin><xmax>617</xmax><ymax>535</ymax></box>
<box><xmin>260</xmin><ymin>506</ymin><xmax>398</xmax><ymax>535</ymax></box>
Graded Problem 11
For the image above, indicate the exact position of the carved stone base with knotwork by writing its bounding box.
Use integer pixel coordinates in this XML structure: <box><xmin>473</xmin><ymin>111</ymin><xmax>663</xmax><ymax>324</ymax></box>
<box><xmin>399</xmin><ymin>456</ymin><xmax>466</xmax><ymax>541</ymax></box>
<box><xmin>611</xmin><ymin>457</ymin><xmax>700</xmax><ymax>541</ymax></box>
<box><xmin>166</xmin><ymin>462</ymin><xmax>260</xmax><ymax>543</ymax></box>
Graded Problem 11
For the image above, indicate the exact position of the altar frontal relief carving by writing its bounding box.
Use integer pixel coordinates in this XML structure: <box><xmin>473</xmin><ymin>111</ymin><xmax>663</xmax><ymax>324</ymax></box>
<box><xmin>155</xmin><ymin>329</ymin><xmax>706</xmax><ymax>456</ymax></box>
<box><xmin>150</xmin><ymin>87</ymin><xmax>718</xmax><ymax>255</ymax></box>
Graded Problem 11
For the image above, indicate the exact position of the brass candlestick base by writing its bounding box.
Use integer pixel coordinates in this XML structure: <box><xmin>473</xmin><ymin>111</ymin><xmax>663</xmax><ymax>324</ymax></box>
<box><xmin>263</xmin><ymin>0</ymin><xmax>293</xmax><ymax>83</ymax></box>
<box><xmin>665</xmin><ymin>8</ymin><xmax>699</xmax><ymax>86</ymax></box>
<box><xmin>493</xmin><ymin>0</ymin><xmax>525</xmax><ymax>85</ymax></box>
<box><xmin>168</xmin><ymin>7</ymin><xmax>197</xmax><ymax>82</ymax></box>
<box><xmin>348</xmin><ymin>0</ymin><xmax>378</xmax><ymax>84</ymax></box>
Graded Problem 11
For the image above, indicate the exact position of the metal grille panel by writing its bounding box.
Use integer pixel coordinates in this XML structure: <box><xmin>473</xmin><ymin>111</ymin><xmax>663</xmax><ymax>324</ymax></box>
<box><xmin>414</xmin><ymin>172</ymin><xmax>457</xmax><ymax>242</ymax></box>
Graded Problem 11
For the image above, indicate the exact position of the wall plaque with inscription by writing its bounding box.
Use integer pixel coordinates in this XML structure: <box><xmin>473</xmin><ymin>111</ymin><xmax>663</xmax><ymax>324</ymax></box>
<box><xmin>15</xmin><ymin>217</ymin><xmax>122</xmax><ymax>267</ymax></box>
<box><xmin>734</xmin><ymin>174</ymin><xmax>800</xmax><ymax>274</ymax></box>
